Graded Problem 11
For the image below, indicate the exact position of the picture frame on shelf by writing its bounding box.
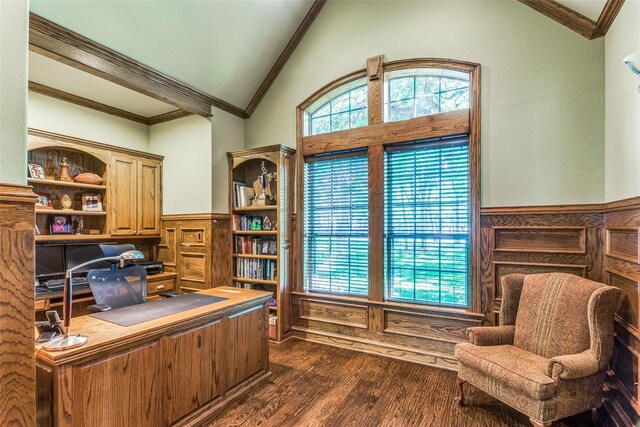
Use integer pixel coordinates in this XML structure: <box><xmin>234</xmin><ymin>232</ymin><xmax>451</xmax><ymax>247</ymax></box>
<box><xmin>262</xmin><ymin>241</ymin><xmax>270</xmax><ymax>254</ymax></box>
<box><xmin>268</xmin><ymin>240</ymin><xmax>277</xmax><ymax>254</ymax></box>
<box><xmin>50</xmin><ymin>215</ymin><xmax>72</xmax><ymax>234</ymax></box>
<box><xmin>35</xmin><ymin>192</ymin><xmax>53</xmax><ymax>210</ymax></box>
<box><xmin>251</xmin><ymin>216</ymin><xmax>262</xmax><ymax>230</ymax></box>
<box><xmin>82</xmin><ymin>193</ymin><xmax>102</xmax><ymax>211</ymax></box>
<box><xmin>28</xmin><ymin>162</ymin><xmax>45</xmax><ymax>179</ymax></box>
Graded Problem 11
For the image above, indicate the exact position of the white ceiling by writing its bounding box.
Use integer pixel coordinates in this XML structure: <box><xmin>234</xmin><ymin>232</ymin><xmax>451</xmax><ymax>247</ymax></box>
<box><xmin>556</xmin><ymin>0</ymin><xmax>607</xmax><ymax>21</ymax></box>
<box><xmin>29</xmin><ymin>51</ymin><xmax>177</xmax><ymax>117</ymax></box>
<box><xmin>29</xmin><ymin>0</ymin><xmax>315</xmax><ymax>109</ymax></box>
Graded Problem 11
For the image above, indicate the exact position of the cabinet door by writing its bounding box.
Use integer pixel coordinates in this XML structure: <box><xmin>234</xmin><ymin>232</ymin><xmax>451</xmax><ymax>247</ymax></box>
<box><xmin>137</xmin><ymin>159</ymin><xmax>161</xmax><ymax>236</ymax></box>
<box><xmin>72</xmin><ymin>342</ymin><xmax>161</xmax><ymax>427</ymax></box>
<box><xmin>225</xmin><ymin>304</ymin><xmax>268</xmax><ymax>390</ymax></box>
<box><xmin>161</xmin><ymin>319</ymin><xmax>224</xmax><ymax>423</ymax></box>
<box><xmin>109</xmin><ymin>154</ymin><xmax>137</xmax><ymax>236</ymax></box>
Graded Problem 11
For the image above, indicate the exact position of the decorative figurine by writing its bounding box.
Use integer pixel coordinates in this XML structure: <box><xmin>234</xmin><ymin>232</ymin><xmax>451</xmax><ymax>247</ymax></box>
<box><xmin>59</xmin><ymin>157</ymin><xmax>72</xmax><ymax>182</ymax></box>
<box><xmin>251</xmin><ymin>161</ymin><xmax>276</xmax><ymax>206</ymax></box>
<box><xmin>263</xmin><ymin>216</ymin><xmax>272</xmax><ymax>230</ymax></box>
<box><xmin>73</xmin><ymin>218</ymin><xmax>84</xmax><ymax>235</ymax></box>
<box><xmin>60</xmin><ymin>194</ymin><xmax>73</xmax><ymax>210</ymax></box>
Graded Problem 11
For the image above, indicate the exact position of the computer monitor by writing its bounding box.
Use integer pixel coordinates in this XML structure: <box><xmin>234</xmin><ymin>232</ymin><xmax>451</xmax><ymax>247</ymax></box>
<box><xmin>65</xmin><ymin>243</ymin><xmax>116</xmax><ymax>273</ymax></box>
<box><xmin>35</xmin><ymin>244</ymin><xmax>65</xmax><ymax>278</ymax></box>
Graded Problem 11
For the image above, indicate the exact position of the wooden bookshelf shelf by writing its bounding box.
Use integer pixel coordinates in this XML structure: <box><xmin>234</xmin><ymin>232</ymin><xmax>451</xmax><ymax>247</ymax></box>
<box><xmin>233</xmin><ymin>205</ymin><xmax>277</xmax><ymax>212</ymax></box>
<box><xmin>233</xmin><ymin>254</ymin><xmax>278</xmax><ymax>260</ymax></box>
<box><xmin>232</xmin><ymin>277</ymin><xmax>278</xmax><ymax>285</ymax></box>
<box><xmin>36</xmin><ymin>209</ymin><xmax>106</xmax><ymax>216</ymax></box>
<box><xmin>36</xmin><ymin>234</ymin><xmax>112</xmax><ymax>242</ymax></box>
<box><xmin>269</xmin><ymin>306</ymin><xmax>278</xmax><ymax>311</ymax></box>
<box><xmin>232</xmin><ymin>230</ymin><xmax>278</xmax><ymax>236</ymax></box>
<box><xmin>28</xmin><ymin>178</ymin><xmax>107</xmax><ymax>190</ymax></box>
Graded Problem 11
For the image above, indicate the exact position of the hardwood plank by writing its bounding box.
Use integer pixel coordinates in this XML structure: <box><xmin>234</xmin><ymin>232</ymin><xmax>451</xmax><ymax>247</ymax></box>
<box><xmin>245</xmin><ymin>0</ymin><xmax>326</xmax><ymax>117</ymax></box>
<box><xmin>29</xmin><ymin>81</ymin><xmax>149</xmax><ymax>124</ymax></box>
<box><xmin>205</xmin><ymin>339</ymin><xmax>603</xmax><ymax>427</ymax></box>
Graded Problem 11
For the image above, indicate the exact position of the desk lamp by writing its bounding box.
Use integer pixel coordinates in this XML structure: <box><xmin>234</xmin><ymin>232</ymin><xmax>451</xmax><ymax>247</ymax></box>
<box><xmin>43</xmin><ymin>249</ymin><xmax>144</xmax><ymax>351</ymax></box>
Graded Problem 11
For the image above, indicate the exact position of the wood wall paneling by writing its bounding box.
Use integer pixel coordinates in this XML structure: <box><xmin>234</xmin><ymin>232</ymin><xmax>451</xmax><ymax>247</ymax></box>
<box><xmin>298</xmin><ymin>298</ymin><xmax>369</xmax><ymax>329</ymax></box>
<box><xmin>0</xmin><ymin>184</ymin><xmax>37</xmax><ymax>426</ymax></box>
<box><xmin>606</xmin><ymin>227</ymin><xmax>639</xmax><ymax>264</ymax></box>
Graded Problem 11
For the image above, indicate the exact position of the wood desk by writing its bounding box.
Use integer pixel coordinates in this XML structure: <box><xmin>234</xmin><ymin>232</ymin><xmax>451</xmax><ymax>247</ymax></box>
<box><xmin>36</xmin><ymin>287</ymin><xmax>271</xmax><ymax>427</ymax></box>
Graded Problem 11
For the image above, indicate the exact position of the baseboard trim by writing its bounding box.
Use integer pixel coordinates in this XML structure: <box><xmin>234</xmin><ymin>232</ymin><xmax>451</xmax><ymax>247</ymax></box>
<box><xmin>291</xmin><ymin>327</ymin><xmax>458</xmax><ymax>371</ymax></box>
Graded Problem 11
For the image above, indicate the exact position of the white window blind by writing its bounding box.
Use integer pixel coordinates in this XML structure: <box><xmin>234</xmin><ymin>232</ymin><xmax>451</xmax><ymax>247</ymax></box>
<box><xmin>304</xmin><ymin>153</ymin><xmax>369</xmax><ymax>296</ymax></box>
<box><xmin>384</xmin><ymin>137</ymin><xmax>470</xmax><ymax>307</ymax></box>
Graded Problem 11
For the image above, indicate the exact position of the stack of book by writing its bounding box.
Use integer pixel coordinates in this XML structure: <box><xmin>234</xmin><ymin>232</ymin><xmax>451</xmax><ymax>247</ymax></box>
<box><xmin>232</xmin><ymin>182</ymin><xmax>254</xmax><ymax>207</ymax></box>
<box><xmin>235</xmin><ymin>258</ymin><xmax>277</xmax><ymax>280</ymax></box>
<box><xmin>235</xmin><ymin>236</ymin><xmax>277</xmax><ymax>255</ymax></box>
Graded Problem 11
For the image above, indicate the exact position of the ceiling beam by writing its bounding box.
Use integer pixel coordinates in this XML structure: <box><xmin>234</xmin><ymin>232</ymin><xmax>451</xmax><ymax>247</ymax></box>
<box><xmin>594</xmin><ymin>0</ymin><xmax>625</xmax><ymax>37</ymax></box>
<box><xmin>29</xmin><ymin>13</ymin><xmax>247</xmax><ymax>119</ymax></box>
<box><xmin>29</xmin><ymin>81</ymin><xmax>150</xmax><ymax>125</ymax></box>
<box><xmin>244</xmin><ymin>0</ymin><xmax>326</xmax><ymax>118</ymax></box>
<box><xmin>517</xmin><ymin>0</ymin><xmax>624</xmax><ymax>40</ymax></box>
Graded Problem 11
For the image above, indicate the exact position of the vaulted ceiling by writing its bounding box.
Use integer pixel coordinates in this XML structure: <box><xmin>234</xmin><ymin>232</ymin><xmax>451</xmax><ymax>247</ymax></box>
<box><xmin>27</xmin><ymin>0</ymin><xmax>624</xmax><ymax>125</ymax></box>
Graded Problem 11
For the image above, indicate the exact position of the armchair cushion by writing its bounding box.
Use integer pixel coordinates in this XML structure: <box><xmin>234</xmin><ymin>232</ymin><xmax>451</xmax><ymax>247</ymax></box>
<box><xmin>455</xmin><ymin>343</ymin><xmax>555</xmax><ymax>400</ymax></box>
<box><xmin>466</xmin><ymin>325</ymin><xmax>515</xmax><ymax>346</ymax></box>
<box><xmin>547</xmin><ymin>350</ymin><xmax>599</xmax><ymax>380</ymax></box>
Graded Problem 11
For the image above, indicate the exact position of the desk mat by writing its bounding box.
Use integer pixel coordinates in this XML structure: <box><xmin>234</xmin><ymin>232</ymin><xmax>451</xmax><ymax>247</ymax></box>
<box><xmin>89</xmin><ymin>294</ymin><xmax>228</xmax><ymax>327</ymax></box>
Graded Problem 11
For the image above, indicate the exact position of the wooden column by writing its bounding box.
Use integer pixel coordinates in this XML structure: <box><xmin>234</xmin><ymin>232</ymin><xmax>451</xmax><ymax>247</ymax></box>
<box><xmin>0</xmin><ymin>184</ymin><xmax>37</xmax><ymax>425</ymax></box>
<box><xmin>368</xmin><ymin>145</ymin><xmax>384</xmax><ymax>304</ymax></box>
<box><xmin>366</xmin><ymin>55</ymin><xmax>384</xmax><ymax>126</ymax></box>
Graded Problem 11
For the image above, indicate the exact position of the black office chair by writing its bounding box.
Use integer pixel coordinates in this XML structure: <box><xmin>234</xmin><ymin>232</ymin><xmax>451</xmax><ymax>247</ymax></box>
<box><xmin>87</xmin><ymin>265</ymin><xmax>147</xmax><ymax>312</ymax></box>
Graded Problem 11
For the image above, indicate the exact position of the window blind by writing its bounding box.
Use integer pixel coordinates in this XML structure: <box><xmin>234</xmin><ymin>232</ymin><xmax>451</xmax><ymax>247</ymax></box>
<box><xmin>304</xmin><ymin>153</ymin><xmax>369</xmax><ymax>296</ymax></box>
<box><xmin>384</xmin><ymin>137</ymin><xmax>470</xmax><ymax>307</ymax></box>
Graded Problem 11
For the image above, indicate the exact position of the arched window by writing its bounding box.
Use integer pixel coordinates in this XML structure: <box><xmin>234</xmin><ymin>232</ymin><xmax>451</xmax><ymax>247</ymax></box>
<box><xmin>384</xmin><ymin>68</ymin><xmax>469</xmax><ymax>122</ymax></box>
<box><xmin>296</xmin><ymin>57</ymin><xmax>479</xmax><ymax>311</ymax></box>
<box><xmin>303</xmin><ymin>78</ymin><xmax>368</xmax><ymax>136</ymax></box>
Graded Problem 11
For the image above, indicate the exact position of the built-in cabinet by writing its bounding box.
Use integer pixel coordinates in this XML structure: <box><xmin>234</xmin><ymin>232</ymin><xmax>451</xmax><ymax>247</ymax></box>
<box><xmin>28</xmin><ymin>129</ymin><xmax>163</xmax><ymax>241</ymax></box>
<box><xmin>109</xmin><ymin>154</ymin><xmax>162</xmax><ymax>237</ymax></box>
<box><xmin>158</xmin><ymin>214</ymin><xmax>232</xmax><ymax>293</ymax></box>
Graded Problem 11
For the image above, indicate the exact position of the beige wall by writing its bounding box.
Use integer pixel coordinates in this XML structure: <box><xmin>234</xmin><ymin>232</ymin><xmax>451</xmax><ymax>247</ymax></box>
<box><xmin>210</xmin><ymin>107</ymin><xmax>245</xmax><ymax>213</ymax></box>
<box><xmin>148</xmin><ymin>107</ymin><xmax>245</xmax><ymax>215</ymax></box>
<box><xmin>149</xmin><ymin>115</ymin><xmax>213</xmax><ymax>214</ymax></box>
<box><xmin>28</xmin><ymin>92</ymin><xmax>149</xmax><ymax>152</ymax></box>
<box><xmin>0</xmin><ymin>0</ymin><xmax>29</xmax><ymax>184</ymax></box>
<box><xmin>245</xmin><ymin>0</ymin><xmax>605</xmax><ymax>207</ymax></box>
<box><xmin>605</xmin><ymin>1</ymin><xmax>640</xmax><ymax>202</ymax></box>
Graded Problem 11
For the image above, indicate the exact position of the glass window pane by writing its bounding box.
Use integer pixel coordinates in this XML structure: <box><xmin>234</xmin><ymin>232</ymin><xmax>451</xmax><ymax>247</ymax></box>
<box><xmin>312</xmin><ymin>103</ymin><xmax>330</xmax><ymax>118</ymax></box>
<box><xmin>384</xmin><ymin>140</ymin><xmax>470</xmax><ymax>307</ymax></box>
<box><xmin>384</xmin><ymin>70</ymin><xmax>470</xmax><ymax>122</ymax></box>
<box><xmin>304</xmin><ymin>155</ymin><xmax>369</xmax><ymax>296</ymax></box>
<box><xmin>311</xmin><ymin>116</ymin><xmax>330</xmax><ymax>135</ymax></box>
<box><xmin>350</xmin><ymin>86</ymin><xmax>367</xmax><ymax>109</ymax></box>
<box><xmin>306</xmin><ymin>83</ymin><xmax>369</xmax><ymax>135</ymax></box>
<box><xmin>350</xmin><ymin>108</ymin><xmax>368</xmax><ymax>128</ymax></box>
<box><xmin>331</xmin><ymin>93</ymin><xmax>350</xmax><ymax>114</ymax></box>
<box><xmin>331</xmin><ymin>112</ymin><xmax>350</xmax><ymax>132</ymax></box>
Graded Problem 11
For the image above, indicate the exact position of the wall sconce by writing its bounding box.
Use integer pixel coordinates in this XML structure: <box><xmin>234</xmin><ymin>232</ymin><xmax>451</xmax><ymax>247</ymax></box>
<box><xmin>623</xmin><ymin>52</ymin><xmax>640</xmax><ymax>93</ymax></box>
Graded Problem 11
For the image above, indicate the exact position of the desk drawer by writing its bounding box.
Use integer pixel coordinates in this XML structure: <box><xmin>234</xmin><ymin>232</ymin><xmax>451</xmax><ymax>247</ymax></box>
<box><xmin>147</xmin><ymin>278</ymin><xmax>175</xmax><ymax>295</ymax></box>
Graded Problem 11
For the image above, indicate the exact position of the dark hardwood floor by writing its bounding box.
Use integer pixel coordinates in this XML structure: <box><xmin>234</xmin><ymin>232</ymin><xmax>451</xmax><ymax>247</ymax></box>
<box><xmin>207</xmin><ymin>339</ymin><xmax>606</xmax><ymax>427</ymax></box>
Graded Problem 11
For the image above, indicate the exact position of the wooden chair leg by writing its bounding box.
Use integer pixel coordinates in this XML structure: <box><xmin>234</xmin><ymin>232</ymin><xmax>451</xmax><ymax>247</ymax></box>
<box><xmin>529</xmin><ymin>419</ymin><xmax>553</xmax><ymax>427</ymax></box>
<box><xmin>591</xmin><ymin>407</ymin><xmax>598</xmax><ymax>426</ymax></box>
<box><xmin>454</xmin><ymin>376</ymin><xmax>466</xmax><ymax>406</ymax></box>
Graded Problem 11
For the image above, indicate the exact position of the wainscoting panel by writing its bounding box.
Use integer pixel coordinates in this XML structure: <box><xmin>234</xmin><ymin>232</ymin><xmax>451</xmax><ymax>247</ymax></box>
<box><xmin>603</xmin><ymin>205</ymin><xmax>640</xmax><ymax>426</ymax></box>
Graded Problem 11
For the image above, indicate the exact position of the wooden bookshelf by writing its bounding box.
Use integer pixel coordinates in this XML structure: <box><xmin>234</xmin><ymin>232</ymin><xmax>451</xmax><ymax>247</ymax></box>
<box><xmin>228</xmin><ymin>145</ymin><xmax>295</xmax><ymax>341</ymax></box>
<box><xmin>35</xmin><ymin>234</ymin><xmax>111</xmax><ymax>242</ymax></box>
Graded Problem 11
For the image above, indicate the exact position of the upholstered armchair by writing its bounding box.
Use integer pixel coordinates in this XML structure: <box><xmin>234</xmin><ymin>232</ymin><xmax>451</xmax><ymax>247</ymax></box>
<box><xmin>454</xmin><ymin>273</ymin><xmax>620</xmax><ymax>427</ymax></box>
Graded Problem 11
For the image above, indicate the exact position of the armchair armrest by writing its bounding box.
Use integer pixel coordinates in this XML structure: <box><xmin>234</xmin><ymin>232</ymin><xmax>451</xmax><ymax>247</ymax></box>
<box><xmin>547</xmin><ymin>350</ymin><xmax>599</xmax><ymax>380</ymax></box>
<box><xmin>466</xmin><ymin>325</ymin><xmax>515</xmax><ymax>346</ymax></box>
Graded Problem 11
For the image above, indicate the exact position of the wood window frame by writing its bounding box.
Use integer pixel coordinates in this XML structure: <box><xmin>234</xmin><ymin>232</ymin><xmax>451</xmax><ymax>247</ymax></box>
<box><xmin>294</xmin><ymin>56</ymin><xmax>481</xmax><ymax>314</ymax></box>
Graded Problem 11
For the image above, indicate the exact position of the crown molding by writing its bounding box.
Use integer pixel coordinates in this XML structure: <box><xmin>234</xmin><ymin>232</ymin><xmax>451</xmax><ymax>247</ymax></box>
<box><xmin>517</xmin><ymin>0</ymin><xmax>624</xmax><ymax>40</ymax></box>
<box><xmin>245</xmin><ymin>0</ymin><xmax>326</xmax><ymax>118</ymax></box>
